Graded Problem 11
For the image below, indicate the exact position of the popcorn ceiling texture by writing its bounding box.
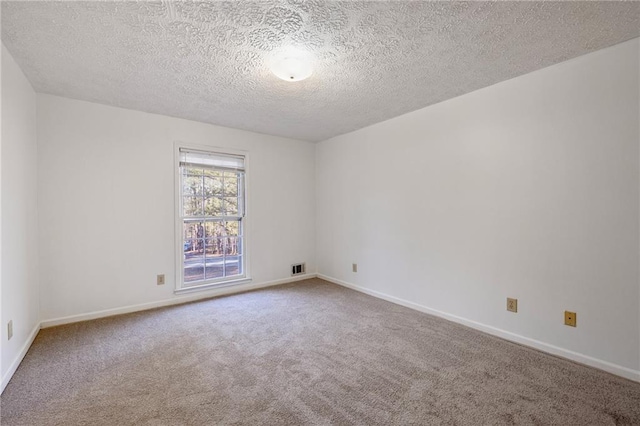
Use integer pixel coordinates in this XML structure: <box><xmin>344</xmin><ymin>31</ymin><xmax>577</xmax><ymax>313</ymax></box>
<box><xmin>2</xmin><ymin>1</ymin><xmax>639</xmax><ymax>142</ymax></box>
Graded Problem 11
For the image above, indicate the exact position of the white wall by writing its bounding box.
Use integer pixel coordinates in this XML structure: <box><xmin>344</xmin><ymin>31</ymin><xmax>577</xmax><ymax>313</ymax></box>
<box><xmin>1</xmin><ymin>45</ymin><xmax>39</xmax><ymax>385</ymax></box>
<box><xmin>37</xmin><ymin>95</ymin><xmax>316</xmax><ymax>321</ymax></box>
<box><xmin>317</xmin><ymin>39</ymin><xmax>640</xmax><ymax>376</ymax></box>
<box><xmin>7</xmin><ymin>34</ymin><xmax>640</xmax><ymax>384</ymax></box>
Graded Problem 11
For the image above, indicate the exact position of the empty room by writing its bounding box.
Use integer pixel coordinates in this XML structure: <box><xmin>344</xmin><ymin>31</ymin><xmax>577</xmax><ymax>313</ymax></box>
<box><xmin>1</xmin><ymin>1</ymin><xmax>640</xmax><ymax>424</ymax></box>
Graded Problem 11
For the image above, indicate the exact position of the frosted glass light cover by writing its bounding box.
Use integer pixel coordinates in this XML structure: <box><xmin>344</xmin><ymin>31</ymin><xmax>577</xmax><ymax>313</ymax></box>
<box><xmin>270</xmin><ymin>55</ymin><xmax>313</xmax><ymax>82</ymax></box>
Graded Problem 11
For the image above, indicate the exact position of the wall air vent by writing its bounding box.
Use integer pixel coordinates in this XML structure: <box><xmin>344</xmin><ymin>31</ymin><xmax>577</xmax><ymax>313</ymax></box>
<box><xmin>291</xmin><ymin>263</ymin><xmax>306</xmax><ymax>276</ymax></box>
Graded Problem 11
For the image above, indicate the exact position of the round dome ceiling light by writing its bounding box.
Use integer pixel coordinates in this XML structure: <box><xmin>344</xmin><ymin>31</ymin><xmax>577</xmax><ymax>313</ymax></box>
<box><xmin>270</xmin><ymin>49</ymin><xmax>313</xmax><ymax>82</ymax></box>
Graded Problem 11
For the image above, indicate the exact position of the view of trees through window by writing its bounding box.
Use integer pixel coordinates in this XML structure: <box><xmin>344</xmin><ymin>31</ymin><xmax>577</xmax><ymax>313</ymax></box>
<box><xmin>182</xmin><ymin>166</ymin><xmax>244</xmax><ymax>284</ymax></box>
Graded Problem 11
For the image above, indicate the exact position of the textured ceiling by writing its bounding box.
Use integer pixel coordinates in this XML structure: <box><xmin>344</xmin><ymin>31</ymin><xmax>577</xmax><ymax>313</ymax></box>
<box><xmin>2</xmin><ymin>1</ymin><xmax>639</xmax><ymax>142</ymax></box>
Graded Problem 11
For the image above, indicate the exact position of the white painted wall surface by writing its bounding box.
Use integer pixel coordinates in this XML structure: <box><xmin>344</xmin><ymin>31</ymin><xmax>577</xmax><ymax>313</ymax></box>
<box><xmin>316</xmin><ymin>39</ymin><xmax>640</xmax><ymax>374</ymax></box>
<box><xmin>37</xmin><ymin>95</ymin><xmax>316</xmax><ymax>321</ymax></box>
<box><xmin>1</xmin><ymin>45</ymin><xmax>39</xmax><ymax>383</ymax></box>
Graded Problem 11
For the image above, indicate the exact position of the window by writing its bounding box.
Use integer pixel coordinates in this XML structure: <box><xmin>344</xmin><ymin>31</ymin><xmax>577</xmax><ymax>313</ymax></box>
<box><xmin>177</xmin><ymin>147</ymin><xmax>246</xmax><ymax>291</ymax></box>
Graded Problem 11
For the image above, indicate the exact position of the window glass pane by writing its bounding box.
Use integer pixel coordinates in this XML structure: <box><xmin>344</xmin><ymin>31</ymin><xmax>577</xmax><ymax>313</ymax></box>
<box><xmin>184</xmin><ymin>265</ymin><xmax>204</xmax><ymax>283</ymax></box>
<box><xmin>204</xmin><ymin>169</ymin><xmax>223</xmax><ymax>179</ymax></box>
<box><xmin>184</xmin><ymin>221</ymin><xmax>204</xmax><ymax>240</ymax></box>
<box><xmin>182</xmin><ymin>174</ymin><xmax>203</xmax><ymax>196</ymax></box>
<box><xmin>224</xmin><ymin>197</ymin><xmax>239</xmax><ymax>216</ymax></box>
<box><xmin>184</xmin><ymin>238</ymin><xmax>204</xmax><ymax>283</ymax></box>
<box><xmin>224</xmin><ymin>221</ymin><xmax>240</xmax><ymax>237</ymax></box>
<box><xmin>183</xmin><ymin>239</ymin><xmax>198</xmax><ymax>254</ymax></box>
<box><xmin>183</xmin><ymin>196</ymin><xmax>203</xmax><ymax>216</ymax></box>
<box><xmin>185</xmin><ymin>166</ymin><xmax>204</xmax><ymax>174</ymax></box>
<box><xmin>204</xmin><ymin>221</ymin><xmax>222</xmax><ymax>238</ymax></box>
<box><xmin>209</xmin><ymin>237</ymin><xmax>224</xmax><ymax>255</ymax></box>
<box><xmin>205</xmin><ymin>197</ymin><xmax>223</xmax><ymax>217</ymax></box>
<box><xmin>205</xmin><ymin>258</ymin><xmax>224</xmax><ymax>280</ymax></box>
<box><xmin>223</xmin><ymin>176</ymin><xmax>238</xmax><ymax>197</ymax></box>
<box><xmin>190</xmin><ymin>239</ymin><xmax>205</xmax><ymax>255</ymax></box>
<box><xmin>205</xmin><ymin>238</ymin><xmax>224</xmax><ymax>280</ymax></box>
<box><xmin>225</xmin><ymin>239</ymin><xmax>233</xmax><ymax>257</ymax></box>
<box><xmin>204</xmin><ymin>238</ymin><xmax>215</xmax><ymax>255</ymax></box>
<box><xmin>204</xmin><ymin>175</ymin><xmax>223</xmax><ymax>197</ymax></box>
<box><xmin>225</xmin><ymin>255</ymin><xmax>241</xmax><ymax>277</ymax></box>
<box><xmin>227</xmin><ymin>236</ymin><xmax>241</xmax><ymax>255</ymax></box>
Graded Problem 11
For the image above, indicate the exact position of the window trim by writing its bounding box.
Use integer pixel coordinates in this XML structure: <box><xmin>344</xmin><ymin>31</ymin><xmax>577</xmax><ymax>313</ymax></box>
<box><xmin>174</xmin><ymin>142</ymin><xmax>251</xmax><ymax>293</ymax></box>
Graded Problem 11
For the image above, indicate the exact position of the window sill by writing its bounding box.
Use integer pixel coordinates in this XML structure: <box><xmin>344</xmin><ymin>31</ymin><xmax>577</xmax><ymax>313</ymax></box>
<box><xmin>174</xmin><ymin>277</ymin><xmax>252</xmax><ymax>295</ymax></box>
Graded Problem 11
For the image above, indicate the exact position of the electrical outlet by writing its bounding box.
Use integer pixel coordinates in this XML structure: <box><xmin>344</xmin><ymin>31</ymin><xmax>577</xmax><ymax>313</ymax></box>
<box><xmin>507</xmin><ymin>298</ymin><xmax>517</xmax><ymax>313</ymax></box>
<box><xmin>352</xmin><ymin>263</ymin><xmax>358</xmax><ymax>273</ymax></box>
<box><xmin>157</xmin><ymin>274</ymin><xmax>165</xmax><ymax>285</ymax></box>
<box><xmin>7</xmin><ymin>320</ymin><xmax>13</xmax><ymax>340</ymax></box>
<box><xmin>564</xmin><ymin>311</ymin><xmax>577</xmax><ymax>327</ymax></box>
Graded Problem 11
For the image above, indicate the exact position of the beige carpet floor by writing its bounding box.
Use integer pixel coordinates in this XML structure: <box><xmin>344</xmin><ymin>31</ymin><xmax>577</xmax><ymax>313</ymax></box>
<box><xmin>1</xmin><ymin>278</ymin><xmax>640</xmax><ymax>425</ymax></box>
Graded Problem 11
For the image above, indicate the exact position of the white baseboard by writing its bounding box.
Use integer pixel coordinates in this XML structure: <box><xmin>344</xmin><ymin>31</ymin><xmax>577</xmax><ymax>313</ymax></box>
<box><xmin>1</xmin><ymin>322</ymin><xmax>41</xmax><ymax>393</ymax></box>
<box><xmin>41</xmin><ymin>273</ymin><xmax>317</xmax><ymax>328</ymax></box>
<box><xmin>318</xmin><ymin>274</ymin><xmax>640</xmax><ymax>383</ymax></box>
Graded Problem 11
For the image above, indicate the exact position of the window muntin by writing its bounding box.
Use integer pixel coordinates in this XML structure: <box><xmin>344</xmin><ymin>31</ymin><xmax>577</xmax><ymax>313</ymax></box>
<box><xmin>178</xmin><ymin>149</ymin><xmax>245</xmax><ymax>288</ymax></box>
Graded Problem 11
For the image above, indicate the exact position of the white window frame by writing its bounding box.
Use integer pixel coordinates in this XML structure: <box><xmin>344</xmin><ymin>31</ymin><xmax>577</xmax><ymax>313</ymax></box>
<box><xmin>174</xmin><ymin>142</ymin><xmax>251</xmax><ymax>294</ymax></box>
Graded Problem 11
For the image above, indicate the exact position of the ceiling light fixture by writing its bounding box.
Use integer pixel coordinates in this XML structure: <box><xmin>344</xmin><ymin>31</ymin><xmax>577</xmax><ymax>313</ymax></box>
<box><xmin>270</xmin><ymin>48</ymin><xmax>313</xmax><ymax>82</ymax></box>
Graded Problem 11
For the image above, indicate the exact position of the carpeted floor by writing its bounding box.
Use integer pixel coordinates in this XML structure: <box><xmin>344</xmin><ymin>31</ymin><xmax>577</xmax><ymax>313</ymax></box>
<box><xmin>1</xmin><ymin>278</ymin><xmax>640</xmax><ymax>425</ymax></box>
